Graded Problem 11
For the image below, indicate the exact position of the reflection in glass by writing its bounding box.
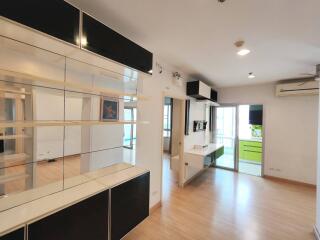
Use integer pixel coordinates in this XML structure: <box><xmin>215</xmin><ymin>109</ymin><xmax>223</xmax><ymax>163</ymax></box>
<box><xmin>0</xmin><ymin>35</ymin><xmax>138</xmax><ymax>212</ymax></box>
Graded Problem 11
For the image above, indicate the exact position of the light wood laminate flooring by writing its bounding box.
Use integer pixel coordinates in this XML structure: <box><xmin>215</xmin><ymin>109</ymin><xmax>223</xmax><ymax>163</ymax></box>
<box><xmin>124</xmin><ymin>154</ymin><xmax>316</xmax><ymax>240</ymax></box>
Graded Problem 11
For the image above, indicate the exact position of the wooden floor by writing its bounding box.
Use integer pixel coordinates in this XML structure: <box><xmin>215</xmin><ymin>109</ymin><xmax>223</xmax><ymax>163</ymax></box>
<box><xmin>124</xmin><ymin>154</ymin><xmax>316</xmax><ymax>240</ymax></box>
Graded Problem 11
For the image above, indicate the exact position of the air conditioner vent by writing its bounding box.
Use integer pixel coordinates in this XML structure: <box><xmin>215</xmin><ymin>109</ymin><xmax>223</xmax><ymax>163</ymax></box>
<box><xmin>276</xmin><ymin>81</ymin><xmax>319</xmax><ymax>97</ymax></box>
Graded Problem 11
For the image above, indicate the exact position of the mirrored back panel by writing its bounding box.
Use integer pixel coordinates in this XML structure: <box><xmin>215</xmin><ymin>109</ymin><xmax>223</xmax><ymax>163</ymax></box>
<box><xmin>0</xmin><ymin>36</ymin><xmax>138</xmax><ymax>211</ymax></box>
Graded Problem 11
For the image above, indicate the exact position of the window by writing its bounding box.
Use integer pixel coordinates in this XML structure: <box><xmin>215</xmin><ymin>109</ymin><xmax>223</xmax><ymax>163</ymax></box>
<box><xmin>163</xmin><ymin>104</ymin><xmax>171</xmax><ymax>137</ymax></box>
<box><xmin>123</xmin><ymin>107</ymin><xmax>136</xmax><ymax>148</ymax></box>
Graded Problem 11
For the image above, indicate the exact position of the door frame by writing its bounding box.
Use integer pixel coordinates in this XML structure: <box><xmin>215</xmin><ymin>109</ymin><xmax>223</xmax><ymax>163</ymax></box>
<box><xmin>214</xmin><ymin>103</ymin><xmax>265</xmax><ymax>177</ymax></box>
<box><xmin>213</xmin><ymin>104</ymin><xmax>239</xmax><ymax>172</ymax></box>
<box><xmin>160</xmin><ymin>92</ymin><xmax>186</xmax><ymax>201</ymax></box>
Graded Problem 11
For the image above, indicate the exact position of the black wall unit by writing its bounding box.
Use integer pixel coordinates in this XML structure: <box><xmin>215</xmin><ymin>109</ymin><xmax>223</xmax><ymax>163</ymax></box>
<box><xmin>249</xmin><ymin>105</ymin><xmax>263</xmax><ymax>125</ymax></box>
<box><xmin>187</xmin><ymin>81</ymin><xmax>202</xmax><ymax>99</ymax></box>
<box><xmin>111</xmin><ymin>172</ymin><xmax>150</xmax><ymax>240</ymax></box>
<box><xmin>185</xmin><ymin>99</ymin><xmax>190</xmax><ymax>135</ymax></box>
<box><xmin>82</xmin><ymin>13</ymin><xmax>153</xmax><ymax>74</ymax></box>
<box><xmin>210</xmin><ymin>89</ymin><xmax>218</xmax><ymax>102</ymax></box>
<box><xmin>28</xmin><ymin>190</ymin><xmax>109</xmax><ymax>240</ymax></box>
<box><xmin>187</xmin><ymin>80</ymin><xmax>218</xmax><ymax>103</ymax></box>
<box><xmin>0</xmin><ymin>228</ymin><xmax>24</xmax><ymax>240</ymax></box>
<box><xmin>1</xmin><ymin>0</ymin><xmax>80</xmax><ymax>45</ymax></box>
<box><xmin>209</xmin><ymin>106</ymin><xmax>215</xmax><ymax>132</ymax></box>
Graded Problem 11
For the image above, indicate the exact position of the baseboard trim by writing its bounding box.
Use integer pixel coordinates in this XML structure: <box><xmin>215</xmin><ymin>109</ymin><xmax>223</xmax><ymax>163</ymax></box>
<box><xmin>314</xmin><ymin>225</ymin><xmax>320</xmax><ymax>240</ymax></box>
<box><xmin>264</xmin><ymin>175</ymin><xmax>316</xmax><ymax>188</ymax></box>
<box><xmin>150</xmin><ymin>201</ymin><xmax>161</xmax><ymax>214</ymax></box>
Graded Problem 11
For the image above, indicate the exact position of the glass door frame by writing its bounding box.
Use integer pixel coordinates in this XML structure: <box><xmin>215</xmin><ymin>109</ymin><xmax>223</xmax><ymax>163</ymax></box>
<box><xmin>213</xmin><ymin>103</ymin><xmax>264</xmax><ymax>176</ymax></box>
<box><xmin>213</xmin><ymin>104</ymin><xmax>239</xmax><ymax>172</ymax></box>
<box><xmin>123</xmin><ymin>106</ymin><xmax>136</xmax><ymax>149</ymax></box>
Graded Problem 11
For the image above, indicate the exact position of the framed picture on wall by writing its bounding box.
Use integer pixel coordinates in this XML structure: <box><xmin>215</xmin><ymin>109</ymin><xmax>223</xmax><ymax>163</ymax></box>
<box><xmin>100</xmin><ymin>97</ymin><xmax>119</xmax><ymax>121</ymax></box>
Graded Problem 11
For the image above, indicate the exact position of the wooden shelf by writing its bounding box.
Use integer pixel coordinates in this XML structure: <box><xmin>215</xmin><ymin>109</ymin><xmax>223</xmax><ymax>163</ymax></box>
<box><xmin>0</xmin><ymin>87</ymin><xmax>31</xmax><ymax>95</ymax></box>
<box><xmin>0</xmin><ymin>172</ymin><xmax>29</xmax><ymax>184</ymax></box>
<box><xmin>0</xmin><ymin>153</ymin><xmax>29</xmax><ymax>165</ymax></box>
<box><xmin>0</xmin><ymin>120</ymin><xmax>149</xmax><ymax>128</ymax></box>
<box><xmin>0</xmin><ymin>69</ymin><xmax>147</xmax><ymax>100</ymax></box>
<box><xmin>0</xmin><ymin>135</ymin><xmax>30</xmax><ymax>140</ymax></box>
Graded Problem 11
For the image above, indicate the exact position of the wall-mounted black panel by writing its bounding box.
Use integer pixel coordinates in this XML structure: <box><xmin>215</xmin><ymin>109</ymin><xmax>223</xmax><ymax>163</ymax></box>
<box><xmin>0</xmin><ymin>228</ymin><xmax>24</xmax><ymax>240</ymax></box>
<box><xmin>249</xmin><ymin>105</ymin><xmax>263</xmax><ymax>125</ymax></box>
<box><xmin>186</xmin><ymin>81</ymin><xmax>200</xmax><ymax>97</ymax></box>
<box><xmin>111</xmin><ymin>172</ymin><xmax>150</xmax><ymax>240</ymax></box>
<box><xmin>185</xmin><ymin>100</ymin><xmax>190</xmax><ymax>135</ymax></box>
<box><xmin>1</xmin><ymin>0</ymin><xmax>80</xmax><ymax>45</ymax></box>
<box><xmin>210</xmin><ymin>89</ymin><xmax>218</xmax><ymax>102</ymax></box>
<box><xmin>82</xmin><ymin>13</ymin><xmax>153</xmax><ymax>74</ymax></box>
<box><xmin>28</xmin><ymin>190</ymin><xmax>108</xmax><ymax>240</ymax></box>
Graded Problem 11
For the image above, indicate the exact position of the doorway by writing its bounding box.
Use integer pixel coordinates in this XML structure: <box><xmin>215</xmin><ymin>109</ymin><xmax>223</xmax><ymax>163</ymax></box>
<box><xmin>214</xmin><ymin>106</ymin><xmax>237</xmax><ymax>170</ymax></box>
<box><xmin>238</xmin><ymin>105</ymin><xmax>263</xmax><ymax>176</ymax></box>
<box><xmin>213</xmin><ymin>104</ymin><xmax>263</xmax><ymax>176</ymax></box>
<box><xmin>161</xmin><ymin>97</ymin><xmax>184</xmax><ymax>199</ymax></box>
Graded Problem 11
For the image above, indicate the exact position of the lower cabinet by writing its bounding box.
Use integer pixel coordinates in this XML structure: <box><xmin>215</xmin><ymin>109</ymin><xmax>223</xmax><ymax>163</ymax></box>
<box><xmin>0</xmin><ymin>228</ymin><xmax>24</xmax><ymax>240</ymax></box>
<box><xmin>1</xmin><ymin>171</ymin><xmax>150</xmax><ymax>240</ymax></box>
<box><xmin>28</xmin><ymin>190</ymin><xmax>109</xmax><ymax>240</ymax></box>
<box><xmin>111</xmin><ymin>172</ymin><xmax>150</xmax><ymax>240</ymax></box>
<box><xmin>239</xmin><ymin>140</ymin><xmax>262</xmax><ymax>163</ymax></box>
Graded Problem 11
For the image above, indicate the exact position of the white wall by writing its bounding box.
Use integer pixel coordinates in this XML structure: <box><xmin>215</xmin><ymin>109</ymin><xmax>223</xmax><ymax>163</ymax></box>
<box><xmin>136</xmin><ymin>58</ymin><xmax>187</xmax><ymax>207</ymax></box>
<box><xmin>316</xmin><ymin>91</ymin><xmax>320</xmax><ymax>232</ymax></box>
<box><xmin>184</xmin><ymin>100</ymin><xmax>209</xmax><ymax>150</ymax></box>
<box><xmin>136</xmin><ymin>62</ymin><xmax>212</xmax><ymax>207</ymax></box>
<box><xmin>219</xmin><ymin>83</ymin><xmax>318</xmax><ymax>184</ymax></box>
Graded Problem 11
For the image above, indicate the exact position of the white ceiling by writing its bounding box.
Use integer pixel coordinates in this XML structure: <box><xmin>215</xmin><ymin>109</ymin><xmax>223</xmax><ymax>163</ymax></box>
<box><xmin>67</xmin><ymin>0</ymin><xmax>320</xmax><ymax>87</ymax></box>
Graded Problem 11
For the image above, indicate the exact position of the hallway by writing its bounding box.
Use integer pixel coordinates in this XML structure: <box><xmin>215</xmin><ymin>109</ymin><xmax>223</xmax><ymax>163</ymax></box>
<box><xmin>124</xmin><ymin>161</ymin><xmax>316</xmax><ymax>240</ymax></box>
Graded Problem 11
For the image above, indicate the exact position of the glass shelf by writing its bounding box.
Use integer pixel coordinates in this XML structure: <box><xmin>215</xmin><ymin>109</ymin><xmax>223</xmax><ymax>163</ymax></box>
<box><xmin>0</xmin><ymin>29</ymin><xmax>143</xmax><ymax>212</ymax></box>
<box><xmin>0</xmin><ymin>120</ymin><xmax>144</xmax><ymax>128</ymax></box>
<box><xmin>0</xmin><ymin>68</ymin><xmax>147</xmax><ymax>100</ymax></box>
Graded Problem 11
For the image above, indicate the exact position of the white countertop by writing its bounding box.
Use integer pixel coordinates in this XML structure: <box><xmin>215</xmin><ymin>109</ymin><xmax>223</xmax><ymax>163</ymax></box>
<box><xmin>185</xmin><ymin>143</ymin><xmax>224</xmax><ymax>156</ymax></box>
<box><xmin>0</xmin><ymin>164</ymin><xmax>148</xmax><ymax>236</ymax></box>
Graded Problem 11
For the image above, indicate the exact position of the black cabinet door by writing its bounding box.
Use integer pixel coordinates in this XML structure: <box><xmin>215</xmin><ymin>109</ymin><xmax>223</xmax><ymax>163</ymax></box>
<box><xmin>28</xmin><ymin>190</ymin><xmax>109</xmax><ymax>240</ymax></box>
<box><xmin>111</xmin><ymin>172</ymin><xmax>150</xmax><ymax>240</ymax></box>
<box><xmin>0</xmin><ymin>228</ymin><xmax>24</xmax><ymax>240</ymax></box>
<box><xmin>82</xmin><ymin>13</ymin><xmax>153</xmax><ymax>74</ymax></box>
<box><xmin>1</xmin><ymin>0</ymin><xmax>80</xmax><ymax>45</ymax></box>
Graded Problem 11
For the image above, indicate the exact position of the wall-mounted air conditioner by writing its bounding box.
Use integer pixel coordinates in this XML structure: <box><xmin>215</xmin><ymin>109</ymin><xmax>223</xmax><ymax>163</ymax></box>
<box><xmin>275</xmin><ymin>81</ymin><xmax>319</xmax><ymax>97</ymax></box>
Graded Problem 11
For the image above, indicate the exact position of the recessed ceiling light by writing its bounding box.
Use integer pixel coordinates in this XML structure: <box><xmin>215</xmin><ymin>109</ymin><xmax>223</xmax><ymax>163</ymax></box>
<box><xmin>234</xmin><ymin>40</ymin><xmax>251</xmax><ymax>56</ymax></box>
<box><xmin>237</xmin><ymin>49</ymin><xmax>251</xmax><ymax>56</ymax></box>
<box><xmin>248</xmin><ymin>72</ymin><xmax>256</xmax><ymax>79</ymax></box>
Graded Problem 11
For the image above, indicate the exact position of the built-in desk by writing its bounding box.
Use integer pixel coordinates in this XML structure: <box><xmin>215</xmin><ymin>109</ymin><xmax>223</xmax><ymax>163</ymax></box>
<box><xmin>184</xmin><ymin>143</ymin><xmax>224</xmax><ymax>184</ymax></box>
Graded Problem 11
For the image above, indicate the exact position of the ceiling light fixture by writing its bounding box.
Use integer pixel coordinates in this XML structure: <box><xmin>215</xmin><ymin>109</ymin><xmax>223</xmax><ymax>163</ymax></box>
<box><xmin>237</xmin><ymin>49</ymin><xmax>251</xmax><ymax>56</ymax></box>
<box><xmin>248</xmin><ymin>72</ymin><xmax>256</xmax><ymax>79</ymax></box>
<box><xmin>234</xmin><ymin>40</ymin><xmax>250</xmax><ymax>56</ymax></box>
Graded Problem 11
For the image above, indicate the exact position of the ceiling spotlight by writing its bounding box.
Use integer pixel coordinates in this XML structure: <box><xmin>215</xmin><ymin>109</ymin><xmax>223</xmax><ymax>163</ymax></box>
<box><xmin>238</xmin><ymin>49</ymin><xmax>251</xmax><ymax>56</ymax></box>
<box><xmin>248</xmin><ymin>72</ymin><xmax>256</xmax><ymax>79</ymax></box>
<box><xmin>235</xmin><ymin>40</ymin><xmax>250</xmax><ymax>56</ymax></box>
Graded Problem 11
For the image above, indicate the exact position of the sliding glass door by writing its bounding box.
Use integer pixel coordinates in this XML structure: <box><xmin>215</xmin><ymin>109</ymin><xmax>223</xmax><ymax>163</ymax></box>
<box><xmin>214</xmin><ymin>106</ymin><xmax>237</xmax><ymax>170</ymax></box>
<box><xmin>213</xmin><ymin>104</ymin><xmax>263</xmax><ymax>176</ymax></box>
